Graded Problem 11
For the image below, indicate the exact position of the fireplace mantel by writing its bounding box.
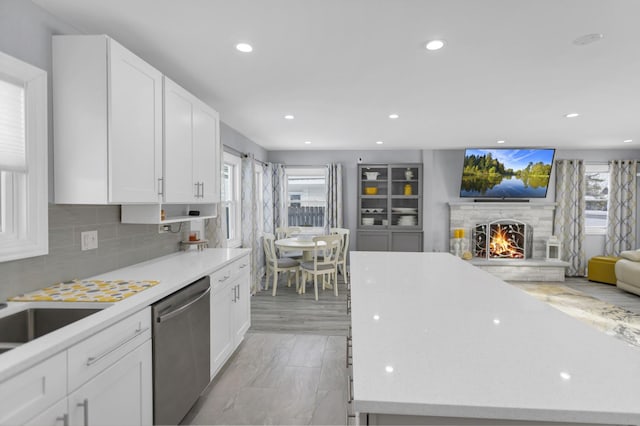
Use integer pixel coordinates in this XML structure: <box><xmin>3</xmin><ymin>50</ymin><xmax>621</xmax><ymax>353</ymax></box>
<box><xmin>448</xmin><ymin>201</ymin><xmax>556</xmax><ymax>209</ymax></box>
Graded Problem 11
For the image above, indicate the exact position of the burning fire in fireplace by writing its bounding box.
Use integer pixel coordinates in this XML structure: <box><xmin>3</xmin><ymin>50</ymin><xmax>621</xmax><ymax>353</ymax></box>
<box><xmin>489</xmin><ymin>224</ymin><xmax>524</xmax><ymax>258</ymax></box>
<box><xmin>473</xmin><ymin>220</ymin><xmax>531</xmax><ymax>259</ymax></box>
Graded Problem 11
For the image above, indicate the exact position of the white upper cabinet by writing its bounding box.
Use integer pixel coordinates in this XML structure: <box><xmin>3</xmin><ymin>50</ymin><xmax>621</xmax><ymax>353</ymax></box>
<box><xmin>53</xmin><ymin>35</ymin><xmax>163</xmax><ymax>204</ymax></box>
<box><xmin>163</xmin><ymin>77</ymin><xmax>220</xmax><ymax>204</ymax></box>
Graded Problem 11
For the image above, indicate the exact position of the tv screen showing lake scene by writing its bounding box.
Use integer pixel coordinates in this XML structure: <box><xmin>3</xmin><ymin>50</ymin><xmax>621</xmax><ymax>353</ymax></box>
<box><xmin>460</xmin><ymin>148</ymin><xmax>555</xmax><ymax>198</ymax></box>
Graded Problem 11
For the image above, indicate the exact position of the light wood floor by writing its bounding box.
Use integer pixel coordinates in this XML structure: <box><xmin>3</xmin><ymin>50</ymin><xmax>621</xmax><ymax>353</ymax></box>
<box><xmin>183</xmin><ymin>273</ymin><xmax>640</xmax><ymax>426</ymax></box>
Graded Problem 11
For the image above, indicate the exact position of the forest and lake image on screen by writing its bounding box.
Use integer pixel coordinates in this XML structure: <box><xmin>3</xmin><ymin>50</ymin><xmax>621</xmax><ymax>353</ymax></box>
<box><xmin>460</xmin><ymin>148</ymin><xmax>555</xmax><ymax>198</ymax></box>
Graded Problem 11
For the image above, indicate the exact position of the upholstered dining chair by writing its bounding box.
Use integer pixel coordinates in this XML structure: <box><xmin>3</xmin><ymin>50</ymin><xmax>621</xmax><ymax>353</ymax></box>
<box><xmin>330</xmin><ymin>227</ymin><xmax>350</xmax><ymax>288</ymax></box>
<box><xmin>299</xmin><ymin>234</ymin><xmax>342</xmax><ymax>301</ymax></box>
<box><xmin>263</xmin><ymin>233</ymin><xmax>300</xmax><ymax>296</ymax></box>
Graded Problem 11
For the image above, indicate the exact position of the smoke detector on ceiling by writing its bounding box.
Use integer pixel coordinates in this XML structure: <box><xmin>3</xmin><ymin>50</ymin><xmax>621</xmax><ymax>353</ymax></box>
<box><xmin>572</xmin><ymin>33</ymin><xmax>604</xmax><ymax>46</ymax></box>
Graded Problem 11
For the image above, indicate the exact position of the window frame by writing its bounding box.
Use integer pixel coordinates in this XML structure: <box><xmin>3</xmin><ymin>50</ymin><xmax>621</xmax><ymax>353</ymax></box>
<box><xmin>222</xmin><ymin>151</ymin><xmax>242</xmax><ymax>248</ymax></box>
<box><xmin>0</xmin><ymin>51</ymin><xmax>48</xmax><ymax>263</ymax></box>
<box><xmin>584</xmin><ymin>163</ymin><xmax>609</xmax><ymax>236</ymax></box>
<box><xmin>284</xmin><ymin>166</ymin><xmax>327</xmax><ymax>228</ymax></box>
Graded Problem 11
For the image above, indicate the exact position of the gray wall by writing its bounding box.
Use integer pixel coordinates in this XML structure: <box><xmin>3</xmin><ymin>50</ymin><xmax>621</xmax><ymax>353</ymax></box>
<box><xmin>424</xmin><ymin>148</ymin><xmax>640</xmax><ymax>257</ymax></box>
<box><xmin>0</xmin><ymin>1</ymin><xmax>183</xmax><ymax>301</ymax></box>
<box><xmin>267</xmin><ymin>150</ymin><xmax>422</xmax><ymax>250</ymax></box>
<box><xmin>221</xmin><ymin>121</ymin><xmax>268</xmax><ymax>162</ymax></box>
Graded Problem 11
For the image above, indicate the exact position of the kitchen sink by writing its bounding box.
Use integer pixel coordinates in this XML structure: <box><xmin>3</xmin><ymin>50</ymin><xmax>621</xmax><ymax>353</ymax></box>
<box><xmin>0</xmin><ymin>308</ymin><xmax>103</xmax><ymax>354</ymax></box>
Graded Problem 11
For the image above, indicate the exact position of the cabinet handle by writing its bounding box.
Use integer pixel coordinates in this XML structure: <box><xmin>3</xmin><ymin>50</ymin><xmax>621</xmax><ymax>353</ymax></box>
<box><xmin>56</xmin><ymin>413</ymin><xmax>69</xmax><ymax>426</ymax></box>
<box><xmin>77</xmin><ymin>399</ymin><xmax>89</xmax><ymax>426</ymax></box>
<box><xmin>194</xmin><ymin>182</ymin><xmax>199</xmax><ymax>198</ymax></box>
<box><xmin>236</xmin><ymin>284</ymin><xmax>240</xmax><ymax>301</ymax></box>
<box><xmin>86</xmin><ymin>326</ymin><xmax>149</xmax><ymax>366</ymax></box>
<box><xmin>239</xmin><ymin>263</ymin><xmax>248</xmax><ymax>269</ymax></box>
<box><xmin>201</xmin><ymin>182</ymin><xmax>205</xmax><ymax>198</ymax></box>
<box><xmin>218</xmin><ymin>275</ymin><xmax>230</xmax><ymax>282</ymax></box>
<box><xmin>232</xmin><ymin>286</ymin><xmax>237</xmax><ymax>303</ymax></box>
<box><xmin>157</xmin><ymin>178</ymin><xmax>164</xmax><ymax>195</ymax></box>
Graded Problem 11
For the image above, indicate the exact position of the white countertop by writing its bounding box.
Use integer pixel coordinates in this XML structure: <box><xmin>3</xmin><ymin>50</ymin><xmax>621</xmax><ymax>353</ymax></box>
<box><xmin>0</xmin><ymin>248</ymin><xmax>249</xmax><ymax>382</ymax></box>
<box><xmin>350</xmin><ymin>252</ymin><xmax>640</xmax><ymax>425</ymax></box>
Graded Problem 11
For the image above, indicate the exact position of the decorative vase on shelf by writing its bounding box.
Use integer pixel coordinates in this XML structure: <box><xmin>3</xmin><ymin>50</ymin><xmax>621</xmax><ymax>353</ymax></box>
<box><xmin>405</xmin><ymin>168</ymin><xmax>413</xmax><ymax>180</ymax></box>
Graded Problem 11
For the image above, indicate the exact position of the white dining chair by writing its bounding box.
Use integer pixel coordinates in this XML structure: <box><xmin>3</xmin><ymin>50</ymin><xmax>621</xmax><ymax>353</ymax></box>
<box><xmin>331</xmin><ymin>227</ymin><xmax>350</xmax><ymax>287</ymax></box>
<box><xmin>263</xmin><ymin>233</ymin><xmax>300</xmax><ymax>296</ymax></box>
<box><xmin>275</xmin><ymin>226</ymin><xmax>303</xmax><ymax>259</ymax></box>
<box><xmin>299</xmin><ymin>234</ymin><xmax>342</xmax><ymax>301</ymax></box>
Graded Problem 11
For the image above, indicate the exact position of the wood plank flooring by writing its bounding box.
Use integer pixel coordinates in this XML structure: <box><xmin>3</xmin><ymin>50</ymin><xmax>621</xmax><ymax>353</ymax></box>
<box><xmin>183</xmin><ymin>273</ymin><xmax>640</xmax><ymax>426</ymax></box>
<box><xmin>249</xmin><ymin>274</ymin><xmax>350</xmax><ymax>336</ymax></box>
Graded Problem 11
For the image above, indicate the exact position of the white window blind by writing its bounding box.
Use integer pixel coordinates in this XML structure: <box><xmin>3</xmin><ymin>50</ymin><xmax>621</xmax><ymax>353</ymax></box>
<box><xmin>0</xmin><ymin>77</ymin><xmax>26</xmax><ymax>172</ymax></box>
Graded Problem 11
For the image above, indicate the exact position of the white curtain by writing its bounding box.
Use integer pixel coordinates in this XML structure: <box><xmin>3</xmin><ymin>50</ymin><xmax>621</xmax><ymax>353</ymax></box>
<box><xmin>205</xmin><ymin>205</ymin><xmax>227</xmax><ymax>248</ymax></box>
<box><xmin>605</xmin><ymin>160</ymin><xmax>637</xmax><ymax>256</ymax></box>
<box><xmin>554</xmin><ymin>159</ymin><xmax>586</xmax><ymax>276</ymax></box>
<box><xmin>326</xmin><ymin>163</ymin><xmax>343</xmax><ymax>228</ymax></box>
<box><xmin>241</xmin><ymin>154</ymin><xmax>262</xmax><ymax>293</ymax></box>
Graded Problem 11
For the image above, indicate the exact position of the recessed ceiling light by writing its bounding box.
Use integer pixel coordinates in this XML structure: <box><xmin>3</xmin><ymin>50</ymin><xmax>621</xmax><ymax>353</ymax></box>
<box><xmin>623</xmin><ymin>139</ymin><xmax>633</xmax><ymax>143</ymax></box>
<box><xmin>376</xmin><ymin>141</ymin><xmax>384</xmax><ymax>145</ymax></box>
<box><xmin>284</xmin><ymin>114</ymin><xmax>295</xmax><ymax>120</ymax></box>
<box><xmin>235</xmin><ymin>43</ymin><xmax>253</xmax><ymax>53</ymax></box>
<box><xmin>559</xmin><ymin>371</ymin><xmax>571</xmax><ymax>381</ymax></box>
<box><xmin>385</xmin><ymin>365</ymin><xmax>394</xmax><ymax>373</ymax></box>
<box><xmin>304</xmin><ymin>141</ymin><xmax>311</xmax><ymax>145</ymax></box>
<box><xmin>565</xmin><ymin>113</ymin><xmax>580</xmax><ymax>118</ymax></box>
<box><xmin>572</xmin><ymin>33</ymin><xmax>604</xmax><ymax>46</ymax></box>
<box><xmin>425</xmin><ymin>40</ymin><xmax>445</xmax><ymax>51</ymax></box>
<box><xmin>497</xmin><ymin>140</ymin><xmax>505</xmax><ymax>144</ymax></box>
<box><xmin>388</xmin><ymin>113</ymin><xmax>399</xmax><ymax>119</ymax></box>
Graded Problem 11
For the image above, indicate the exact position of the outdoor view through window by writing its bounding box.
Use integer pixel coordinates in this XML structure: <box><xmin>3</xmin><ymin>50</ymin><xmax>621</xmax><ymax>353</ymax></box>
<box><xmin>585</xmin><ymin>164</ymin><xmax>609</xmax><ymax>232</ymax></box>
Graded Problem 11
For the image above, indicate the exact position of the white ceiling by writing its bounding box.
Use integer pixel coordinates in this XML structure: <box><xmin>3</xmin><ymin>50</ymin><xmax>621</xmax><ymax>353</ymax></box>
<box><xmin>33</xmin><ymin>0</ymin><xmax>640</xmax><ymax>151</ymax></box>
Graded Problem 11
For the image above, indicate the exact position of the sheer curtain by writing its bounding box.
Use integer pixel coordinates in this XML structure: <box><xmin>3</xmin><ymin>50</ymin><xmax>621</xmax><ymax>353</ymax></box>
<box><xmin>326</xmin><ymin>163</ymin><xmax>343</xmax><ymax>228</ymax></box>
<box><xmin>554</xmin><ymin>159</ymin><xmax>586</xmax><ymax>276</ymax></box>
<box><xmin>605</xmin><ymin>160</ymin><xmax>638</xmax><ymax>255</ymax></box>
<box><xmin>269</xmin><ymin>163</ymin><xmax>287</xmax><ymax>231</ymax></box>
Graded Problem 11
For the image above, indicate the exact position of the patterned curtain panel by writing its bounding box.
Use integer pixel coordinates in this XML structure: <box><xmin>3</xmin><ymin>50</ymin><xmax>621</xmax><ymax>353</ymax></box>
<box><xmin>326</xmin><ymin>163</ymin><xmax>343</xmax><ymax>228</ymax></box>
<box><xmin>205</xmin><ymin>204</ymin><xmax>227</xmax><ymax>248</ymax></box>
<box><xmin>554</xmin><ymin>159</ymin><xmax>586</xmax><ymax>276</ymax></box>
<box><xmin>241</xmin><ymin>154</ymin><xmax>262</xmax><ymax>293</ymax></box>
<box><xmin>270</xmin><ymin>163</ymin><xmax>287</xmax><ymax>230</ymax></box>
<box><xmin>605</xmin><ymin>160</ymin><xmax>638</xmax><ymax>256</ymax></box>
<box><xmin>262</xmin><ymin>163</ymin><xmax>274</xmax><ymax>235</ymax></box>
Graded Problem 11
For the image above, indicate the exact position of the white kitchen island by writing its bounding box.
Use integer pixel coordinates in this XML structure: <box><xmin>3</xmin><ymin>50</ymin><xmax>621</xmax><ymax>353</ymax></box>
<box><xmin>349</xmin><ymin>252</ymin><xmax>640</xmax><ymax>426</ymax></box>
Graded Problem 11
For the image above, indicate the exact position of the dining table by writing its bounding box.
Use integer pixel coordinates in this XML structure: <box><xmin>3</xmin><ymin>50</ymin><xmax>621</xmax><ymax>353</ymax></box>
<box><xmin>274</xmin><ymin>236</ymin><xmax>325</xmax><ymax>262</ymax></box>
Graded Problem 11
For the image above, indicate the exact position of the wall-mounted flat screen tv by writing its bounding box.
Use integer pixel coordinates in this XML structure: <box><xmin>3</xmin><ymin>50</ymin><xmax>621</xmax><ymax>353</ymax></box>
<box><xmin>460</xmin><ymin>148</ymin><xmax>555</xmax><ymax>199</ymax></box>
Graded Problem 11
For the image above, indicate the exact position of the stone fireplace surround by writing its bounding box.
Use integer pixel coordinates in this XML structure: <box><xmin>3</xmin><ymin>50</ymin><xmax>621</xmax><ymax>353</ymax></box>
<box><xmin>449</xmin><ymin>202</ymin><xmax>569</xmax><ymax>281</ymax></box>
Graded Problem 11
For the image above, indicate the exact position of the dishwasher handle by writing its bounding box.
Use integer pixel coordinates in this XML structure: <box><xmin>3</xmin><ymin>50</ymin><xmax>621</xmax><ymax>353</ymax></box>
<box><xmin>156</xmin><ymin>287</ymin><xmax>211</xmax><ymax>323</ymax></box>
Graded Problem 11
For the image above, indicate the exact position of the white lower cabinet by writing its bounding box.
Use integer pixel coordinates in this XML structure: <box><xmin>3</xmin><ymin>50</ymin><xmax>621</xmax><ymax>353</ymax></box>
<box><xmin>0</xmin><ymin>308</ymin><xmax>152</xmax><ymax>426</ymax></box>
<box><xmin>68</xmin><ymin>340</ymin><xmax>152</xmax><ymax>426</ymax></box>
<box><xmin>0</xmin><ymin>352</ymin><xmax>67</xmax><ymax>425</ymax></box>
<box><xmin>210</xmin><ymin>255</ymin><xmax>251</xmax><ymax>378</ymax></box>
<box><xmin>24</xmin><ymin>398</ymin><xmax>68</xmax><ymax>426</ymax></box>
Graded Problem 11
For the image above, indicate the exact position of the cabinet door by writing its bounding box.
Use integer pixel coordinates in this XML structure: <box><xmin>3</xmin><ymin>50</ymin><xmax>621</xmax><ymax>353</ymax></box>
<box><xmin>193</xmin><ymin>102</ymin><xmax>220</xmax><ymax>203</ymax></box>
<box><xmin>69</xmin><ymin>340</ymin><xmax>152</xmax><ymax>426</ymax></box>
<box><xmin>232</xmin><ymin>272</ymin><xmax>251</xmax><ymax>345</ymax></box>
<box><xmin>108</xmin><ymin>39</ymin><xmax>162</xmax><ymax>203</ymax></box>
<box><xmin>356</xmin><ymin>231</ymin><xmax>389</xmax><ymax>251</ymax></box>
<box><xmin>163</xmin><ymin>78</ymin><xmax>196</xmax><ymax>203</ymax></box>
<box><xmin>211</xmin><ymin>279</ymin><xmax>234</xmax><ymax>378</ymax></box>
<box><xmin>391</xmin><ymin>232</ymin><xmax>423</xmax><ymax>252</ymax></box>
<box><xmin>24</xmin><ymin>398</ymin><xmax>68</xmax><ymax>426</ymax></box>
<box><xmin>0</xmin><ymin>351</ymin><xmax>67</xmax><ymax>425</ymax></box>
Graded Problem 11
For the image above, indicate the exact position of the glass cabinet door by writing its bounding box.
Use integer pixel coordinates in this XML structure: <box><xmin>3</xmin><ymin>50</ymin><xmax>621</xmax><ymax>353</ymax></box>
<box><xmin>359</xmin><ymin>165</ymin><xmax>388</xmax><ymax>228</ymax></box>
<box><xmin>390</xmin><ymin>166</ymin><xmax>420</xmax><ymax>228</ymax></box>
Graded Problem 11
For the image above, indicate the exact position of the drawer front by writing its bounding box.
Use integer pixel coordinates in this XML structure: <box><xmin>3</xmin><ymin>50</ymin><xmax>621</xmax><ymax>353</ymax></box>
<box><xmin>0</xmin><ymin>351</ymin><xmax>67</xmax><ymax>425</ymax></box>
<box><xmin>210</xmin><ymin>264</ymin><xmax>234</xmax><ymax>291</ymax></box>
<box><xmin>68</xmin><ymin>307</ymin><xmax>151</xmax><ymax>392</ymax></box>
<box><xmin>233</xmin><ymin>254</ymin><xmax>250</xmax><ymax>276</ymax></box>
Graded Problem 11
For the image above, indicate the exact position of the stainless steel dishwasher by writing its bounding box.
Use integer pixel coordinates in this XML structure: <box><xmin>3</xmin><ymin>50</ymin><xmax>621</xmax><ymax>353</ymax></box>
<box><xmin>152</xmin><ymin>276</ymin><xmax>210</xmax><ymax>425</ymax></box>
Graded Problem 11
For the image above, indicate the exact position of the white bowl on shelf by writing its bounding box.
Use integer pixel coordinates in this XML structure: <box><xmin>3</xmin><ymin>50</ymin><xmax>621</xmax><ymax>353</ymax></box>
<box><xmin>362</xmin><ymin>218</ymin><xmax>375</xmax><ymax>226</ymax></box>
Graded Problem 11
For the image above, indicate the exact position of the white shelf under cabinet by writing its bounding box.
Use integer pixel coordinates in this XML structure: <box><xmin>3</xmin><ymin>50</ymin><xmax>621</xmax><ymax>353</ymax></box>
<box><xmin>121</xmin><ymin>203</ymin><xmax>217</xmax><ymax>224</ymax></box>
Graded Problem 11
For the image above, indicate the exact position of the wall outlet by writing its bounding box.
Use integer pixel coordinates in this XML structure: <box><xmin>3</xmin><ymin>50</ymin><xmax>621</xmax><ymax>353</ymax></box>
<box><xmin>81</xmin><ymin>230</ymin><xmax>98</xmax><ymax>251</ymax></box>
<box><xmin>158</xmin><ymin>224</ymin><xmax>171</xmax><ymax>234</ymax></box>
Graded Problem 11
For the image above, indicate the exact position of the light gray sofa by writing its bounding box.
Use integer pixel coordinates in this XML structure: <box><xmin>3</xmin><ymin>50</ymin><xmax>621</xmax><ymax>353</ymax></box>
<box><xmin>615</xmin><ymin>249</ymin><xmax>640</xmax><ymax>296</ymax></box>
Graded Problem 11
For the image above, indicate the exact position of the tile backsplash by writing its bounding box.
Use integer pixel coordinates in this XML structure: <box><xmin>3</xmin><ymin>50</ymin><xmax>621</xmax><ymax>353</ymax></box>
<box><xmin>0</xmin><ymin>204</ymin><xmax>186</xmax><ymax>301</ymax></box>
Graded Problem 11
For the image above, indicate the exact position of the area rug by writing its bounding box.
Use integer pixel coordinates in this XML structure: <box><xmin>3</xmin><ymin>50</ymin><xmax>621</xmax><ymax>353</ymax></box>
<box><xmin>512</xmin><ymin>283</ymin><xmax>640</xmax><ymax>349</ymax></box>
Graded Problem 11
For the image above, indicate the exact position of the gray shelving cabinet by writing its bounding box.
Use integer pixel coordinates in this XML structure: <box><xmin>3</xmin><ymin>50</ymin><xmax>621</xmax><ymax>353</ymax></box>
<box><xmin>356</xmin><ymin>163</ymin><xmax>423</xmax><ymax>252</ymax></box>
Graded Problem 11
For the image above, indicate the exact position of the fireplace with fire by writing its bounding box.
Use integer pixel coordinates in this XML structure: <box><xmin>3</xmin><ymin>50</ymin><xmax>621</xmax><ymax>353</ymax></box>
<box><xmin>473</xmin><ymin>220</ymin><xmax>533</xmax><ymax>259</ymax></box>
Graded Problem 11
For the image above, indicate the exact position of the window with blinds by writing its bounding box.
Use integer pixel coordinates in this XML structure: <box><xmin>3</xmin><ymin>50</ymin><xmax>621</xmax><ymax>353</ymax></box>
<box><xmin>0</xmin><ymin>77</ymin><xmax>26</xmax><ymax>173</ymax></box>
